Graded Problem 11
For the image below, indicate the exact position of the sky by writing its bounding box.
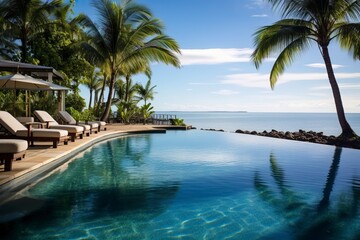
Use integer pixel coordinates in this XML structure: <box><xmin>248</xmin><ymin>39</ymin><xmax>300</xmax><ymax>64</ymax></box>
<box><xmin>73</xmin><ymin>0</ymin><xmax>360</xmax><ymax>113</ymax></box>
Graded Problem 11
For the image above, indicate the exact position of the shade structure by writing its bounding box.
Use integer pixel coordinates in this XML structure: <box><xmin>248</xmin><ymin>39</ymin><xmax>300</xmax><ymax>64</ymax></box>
<box><xmin>0</xmin><ymin>73</ymin><xmax>49</xmax><ymax>90</ymax></box>
<box><xmin>0</xmin><ymin>59</ymin><xmax>64</xmax><ymax>80</ymax></box>
<box><xmin>0</xmin><ymin>74</ymin><xmax>70</xmax><ymax>116</ymax></box>
<box><xmin>34</xmin><ymin>78</ymin><xmax>70</xmax><ymax>91</ymax></box>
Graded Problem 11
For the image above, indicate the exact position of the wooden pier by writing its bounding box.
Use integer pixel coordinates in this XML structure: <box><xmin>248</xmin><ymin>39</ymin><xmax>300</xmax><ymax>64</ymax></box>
<box><xmin>151</xmin><ymin>114</ymin><xmax>177</xmax><ymax>125</ymax></box>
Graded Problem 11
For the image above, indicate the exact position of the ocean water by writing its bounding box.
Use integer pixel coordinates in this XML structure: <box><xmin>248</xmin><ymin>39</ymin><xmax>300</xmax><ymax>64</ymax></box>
<box><xmin>2</xmin><ymin>131</ymin><xmax>360</xmax><ymax>239</ymax></box>
<box><xmin>159</xmin><ymin>112</ymin><xmax>360</xmax><ymax>136</ymax></box>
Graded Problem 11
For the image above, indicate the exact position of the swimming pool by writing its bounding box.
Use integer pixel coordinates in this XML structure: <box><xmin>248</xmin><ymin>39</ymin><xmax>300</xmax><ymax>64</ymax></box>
<box><xmin>1</xmin><ymin>130</ymin><xmax>360</xmax><ymax>239</ymax></box>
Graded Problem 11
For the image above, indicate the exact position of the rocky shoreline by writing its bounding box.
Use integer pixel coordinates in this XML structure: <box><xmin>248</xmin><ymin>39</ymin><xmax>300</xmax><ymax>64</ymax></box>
<box><xmin>200</xmin><ymin>128</ymin><xmax>360</xmax><ymax>150</ymax></box>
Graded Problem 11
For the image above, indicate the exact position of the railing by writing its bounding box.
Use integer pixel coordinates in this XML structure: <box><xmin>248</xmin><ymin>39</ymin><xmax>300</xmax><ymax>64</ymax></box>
<box><xmin>151</xmin><ymin>114</ymin><xmax>177</xmax><ymax>125</ymax></box>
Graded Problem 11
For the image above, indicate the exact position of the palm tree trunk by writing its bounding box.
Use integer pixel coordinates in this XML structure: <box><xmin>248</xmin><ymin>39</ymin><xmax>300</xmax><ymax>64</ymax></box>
<box><xmin>125</xmin><ymin>75</ymin><xmax>130</xmax><ymax>104</ymax></box>
<box><xmin>101</xmin><ymin>73</ymin><xmax>115</xmax><ymax>121</ymax></box>
<box><xmin>94</xmin><ymin>89</ymin><xmax>99</xmax><ymax>106</ymax></box>
<box><xmin>322</xmin><ymin>46</ymin><xmax>357</xmax><ymax>139</ymax></box>
<box><xmin>88</xmin><ymin>90</ymin><xmax>93</xmax><ymax>109</ymax></box>
<box><xmin>96</xmin><ymin>75</ymin><xmax>106</xmax><ymax>114</ymax></box>
<box><xmin>21</xmin><ymin>31</ymin><xmax>27</xmax><ymax>63</ymax></box>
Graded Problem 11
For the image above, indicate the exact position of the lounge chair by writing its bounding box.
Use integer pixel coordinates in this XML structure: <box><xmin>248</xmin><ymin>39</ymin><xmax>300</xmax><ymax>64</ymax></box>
<box><xmin>16</xmin><ymin>117</ymin><xmax>34</xmax><ymax>125</ymax></box>
<box><xmin>59</xmin><ymin>111</ymin><xmax>106</xmax><ymax>132</ymax></box>
<box><xmin>58</xmin><ymin>111</ymin><xmax>98</xmax><ymax>134</ymax></box>
<box><xmin>0</xmin><ymin>139</ymin><xmax>28</xmax><ymax>171</ymax></box>
<box><xmin>34</xmin><ymin>110</ymin><xmax>85</xmax><ymax>142</ymax></box>
<box><xmin>0</xmin><ymin>111</ymin><xmax>69</xmax><ymax>148</ymax></box>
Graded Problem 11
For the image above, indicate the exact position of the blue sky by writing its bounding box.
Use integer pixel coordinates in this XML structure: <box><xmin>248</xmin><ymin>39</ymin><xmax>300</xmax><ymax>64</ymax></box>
<box><xmin>74</xmin><ymin>0</ymin><xmax>360</xmax><ymax>113</ymax></box>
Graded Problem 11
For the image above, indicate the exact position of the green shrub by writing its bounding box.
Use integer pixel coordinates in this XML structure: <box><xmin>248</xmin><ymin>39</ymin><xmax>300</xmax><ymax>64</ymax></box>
<box><xmin>65</xmin><ymin>93</ymin><xmax>86</xmax><ymax>112</ymax></box>
<box><xmin>170</xmin><ymin>118</ymin><xmax>186</xmax><ymax>126</ymax></box>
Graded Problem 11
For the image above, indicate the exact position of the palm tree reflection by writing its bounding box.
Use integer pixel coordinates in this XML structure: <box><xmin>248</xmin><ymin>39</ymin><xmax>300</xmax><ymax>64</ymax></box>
<box><xmin>317</xmin><ymin>148</ymin><xmax>342</xmax><ymax>212</ymax></box>
<box><xmin>255</xmin><ymin>148</ymin><xmax>360</xmax><ymax>239</ymax></box>
<box><xmin>0</xmin><ymin>135</ymin><xmax>180</xmax><ymax>238</ymax></box>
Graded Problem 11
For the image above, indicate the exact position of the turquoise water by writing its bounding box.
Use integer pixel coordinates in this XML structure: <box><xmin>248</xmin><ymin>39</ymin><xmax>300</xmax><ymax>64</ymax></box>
<box><xmin>2</xmin><ymin>131</ymin><xmax>360</xmax><ymax>239</ymax></box>
<box><xmin>162</xmin><ymin>112</ymin><xmax>360</xmax><ymax>136</ymax></box>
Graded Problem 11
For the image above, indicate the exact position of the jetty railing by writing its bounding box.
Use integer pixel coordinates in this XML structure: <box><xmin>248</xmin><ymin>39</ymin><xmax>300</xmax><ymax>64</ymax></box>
<box><xmin>151</xmin><ymin>114</ymin><xmax>177</xmax><ymax>125</ymax></box>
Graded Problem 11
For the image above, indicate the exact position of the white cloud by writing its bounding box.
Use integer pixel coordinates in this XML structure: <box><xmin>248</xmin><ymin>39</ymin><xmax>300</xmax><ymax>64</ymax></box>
<box><xmin>189</xmin><ymin>82</ymin><xmax>220</xmax><ymax>86</ymax></box>
<box><xmin>221</xmin><ymin>72</ymin><xmax>360</xmax><ymax>88</ymax></box>
<box><xmin>311</xmin><ymin>83</ymin><xmax>360</xmax><ymax>91</ymax></box>
<box><xmin>246</xmin><ymin>0</ymin><xmax>267</xmax><ymax>9</ymax></box>
<box><xmin>252</xmin><ymin>14</ymin><xmax>268</xmax><ymax>17</ymax></box>
<box><xmin>211</xmin><ymin>89</ymin><xmax>239</xmax><ymax>95</ymax></box>
<box><xmin>306</xmin><ymin>63</ymin><xmax>344</xmax><ymax>69</ymax></box>
<box><xmin>178</xmin><ymin>48</ymin><xmax>253</xmax><ymax>65</ymax></box>
<box><xmin>221</xmin><ymin>73</ymin><xmax>270</xmax><ymax>88</ymax></box>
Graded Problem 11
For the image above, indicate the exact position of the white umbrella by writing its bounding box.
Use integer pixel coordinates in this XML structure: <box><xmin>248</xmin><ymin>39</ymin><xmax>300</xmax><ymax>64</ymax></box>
<box><xmin>0</xmin><ymin>74</ymin><xmax>51</xmax><ymax>116</ymax></box>
<box><xmin>0</xmin><ymin>73</ymin><xmax>49</xmax><ymax>90</ymax></box>
<box><xmin>34</xmin><ymin>78</ymin><xmax>71</xmax><ymax>91</ymax></box>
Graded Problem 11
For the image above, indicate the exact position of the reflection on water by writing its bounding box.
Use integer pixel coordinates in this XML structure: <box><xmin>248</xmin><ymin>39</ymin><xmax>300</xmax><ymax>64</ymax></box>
<box><xmin>255</xmin><ymin>148</ymin><xmax>360</xmax><ymax>239</ymax></box>
<box><xmin>0</xmin><ymin>135</ymin><xmax>180</xmax><ymax>239</ymax></box>
<box><xmin>0</xmin><ymin>131</ymin><xmax>360</xmax><ymax>239</ymax></box>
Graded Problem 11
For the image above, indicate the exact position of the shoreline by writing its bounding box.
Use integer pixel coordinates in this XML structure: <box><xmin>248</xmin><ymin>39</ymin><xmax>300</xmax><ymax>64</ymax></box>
<box><xmin>200</xmin><ymin>128</ymin><xmax>360</xmax><ymax>150</ymax></box>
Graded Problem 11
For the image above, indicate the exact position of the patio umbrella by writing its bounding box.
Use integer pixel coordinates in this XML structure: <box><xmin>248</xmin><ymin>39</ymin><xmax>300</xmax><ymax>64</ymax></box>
<box><xmin>33</xmin><ymin>78</ymin><xmax>71</xmax><ymax>91</ymax></box>
<box><xmin>0</xmin><ymin>73</ymin><xmax>49</xmax><ymax>90</ymax></box>
<box><xmin>0</xmin><ymin>73</ymin><xmax>50</xmax><ymax>116</ymax></box>
<box><xmin>25</xmin><ymin>78</ymin><xmax>71</xmax><ymax>117</ymax></box>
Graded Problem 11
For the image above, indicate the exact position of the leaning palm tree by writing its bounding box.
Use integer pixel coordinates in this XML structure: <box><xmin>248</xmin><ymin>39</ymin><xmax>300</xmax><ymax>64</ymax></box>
<box><xmin>252</xmin><ymin>0</ymin><xmax>360</xmax><ymax>139</ymax></box>
<box><xmin>136</xmin><ymin>79</ymin><xmax>157</xmax><ymax>106</ymax></box>
<box><xmin>79</xmin><ymin>0</ymin><xmax>180</xmax><ymax>121</ymax></box>
<box><xmin>0</xmin><ymin>0</ymin><xmax>64</xmax><ymax>62</ymax></box>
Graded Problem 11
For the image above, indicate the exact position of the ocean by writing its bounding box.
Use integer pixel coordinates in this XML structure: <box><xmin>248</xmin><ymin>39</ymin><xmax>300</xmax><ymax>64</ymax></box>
<box><xmin>156</xmin><ymin>111</ymin><xmax>360</xmax><ymax>136</ymax></box>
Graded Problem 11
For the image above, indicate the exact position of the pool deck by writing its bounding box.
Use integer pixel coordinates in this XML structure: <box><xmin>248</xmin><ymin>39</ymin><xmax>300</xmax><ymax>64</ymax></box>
<box><xmin>0</xmin><ymin>124</ymin><xmax>190</xmax><ymax>202</ymax></box>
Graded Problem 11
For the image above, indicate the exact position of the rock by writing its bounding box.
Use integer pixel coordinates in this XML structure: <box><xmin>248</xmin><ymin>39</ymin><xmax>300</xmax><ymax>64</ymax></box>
<box><xmin>233</xmin><ymin>127</ymin><xmax>359</xmax><ymax>149</ymax></box>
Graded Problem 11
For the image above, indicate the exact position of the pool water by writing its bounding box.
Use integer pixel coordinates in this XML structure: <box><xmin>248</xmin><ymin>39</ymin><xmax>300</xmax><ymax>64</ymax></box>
<box><xmin>1</xmin><ymin>130</ymin><xmax>360</xmax><ymax>239</ymax></box>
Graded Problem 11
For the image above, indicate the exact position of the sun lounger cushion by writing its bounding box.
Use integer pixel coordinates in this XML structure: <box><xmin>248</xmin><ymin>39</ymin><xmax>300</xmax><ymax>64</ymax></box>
<box><xmin>58</xmin><ymin>111</ymin><xmax>76</xmax><ymax>125</ymax></box>
<box><xmin>0</xmin><ymin>111</ymin><xmax>28</xmax><ymax>135</ymax></box>
<box><xmin>78</xmin><ymin>124</ymin><xmax>91</xmax><ymax>131</ymax></box>
<box><xmin>0</xmin><ymin>139</ymin><xmax>28</xmax><ymax>153</ymax></box>
<box><xmin>94</xmin><ymin>121</ymin><xmax>106</xmax><ymax>127</ymax></box>
<box><xmin>0</xmin><ymin>111</ymin><xmax>69</xmax><ymax>138</ymax></box>
<box><xmin>15</xmin><ymin>129</ymin><xmax>68</xmax><ymax>138</ymax></box>
<box><xmin>48</xmin><ymin>125</ymin><xmax>84</xmax><ymax>133</ymax></box>
<box><xmin>34</xmin><ymin>110</ymin><xmax>58</xmax><ymax>127</ymax></box>
<box><xmin>34</xmin><ymin>110</ymin><xmax>84</xmax><ymax>133</ymax></box>
<box><xmin>86</xmin><ymin>122</ymin><xmax>98</xmax><ymax>129</ymax></box>
<box><xmin>16</xmin><ymin>117</ymin><xmax>34</xmax><ymax>124</ymax></box>
<box><xmin>58</xmin><ymin>111</ymin><xmax>99</xmax><ymax>129</ymax></box>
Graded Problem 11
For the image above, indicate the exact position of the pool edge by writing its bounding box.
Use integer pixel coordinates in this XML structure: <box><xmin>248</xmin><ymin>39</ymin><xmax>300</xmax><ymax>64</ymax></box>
<box><xmin>0</xmin><ymin>128</ymin><xmax>166</xmax><ymax>204</ymax></box>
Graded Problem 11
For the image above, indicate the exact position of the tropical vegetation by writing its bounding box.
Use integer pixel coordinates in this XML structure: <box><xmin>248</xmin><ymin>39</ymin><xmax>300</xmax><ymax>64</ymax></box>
<box><xmin>0</xmin><ymin>0</ymin><xmax>180</xmax><ymax>122</ymax></box>
<box><xmin>252</xmin><ymin>0</ymin><xmax>360</xmax><ymax>139</ymax></box>
<box><xmin>77</xmin><ymin>0</ymin><xmax>180</xmax><ymax>121</ymax></box>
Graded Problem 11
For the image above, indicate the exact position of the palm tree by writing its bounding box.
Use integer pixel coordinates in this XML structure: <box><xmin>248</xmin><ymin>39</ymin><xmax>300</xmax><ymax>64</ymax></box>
<box><xmin>122</xmin><ymin>59</ymin><xmax>152</xmax><ymax>106</ymax></box>
<box><xmin>94</xmin><ymin>63</ymin><xmax>111</xmax><ymax>115</ymax></box>
<box><xmin>252</xmin><ymin>0</ymin><xmax>360</xmax><ymax>139</ymax></box>
<box><xmin>136</xmin><ymin>79</ymin><xmax>156</xmax><ymax>106</ymax></box>
<box><xmin>0</xmin><ymin>0</ymin><xmax>64</xmax><ymax>62</ymax></box>
<box><xmin>79</xmin><ymin>0</ymin><xmax>180</xmax><ymax>121</ymax></box>
<box><xmin>83</xmin><ymin>70</ymin><xmax>102</xmax><ymax>109</ymax></box>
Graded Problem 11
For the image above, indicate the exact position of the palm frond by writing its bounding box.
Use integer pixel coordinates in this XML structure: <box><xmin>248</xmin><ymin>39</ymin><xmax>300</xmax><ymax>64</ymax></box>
<box><xmin>337</xmin><ymin>22</ymin><xmax>360</xmax><ymax>60</ymax></box>
<box><xmin>252</xmin><ymin>19</ymin><xmax>313</xmax><ymax>69</ymax></box>
<box><xmin>270</xmin><ymin>37</ymin><xmax>311</xmax><ymax>89</ymax></box>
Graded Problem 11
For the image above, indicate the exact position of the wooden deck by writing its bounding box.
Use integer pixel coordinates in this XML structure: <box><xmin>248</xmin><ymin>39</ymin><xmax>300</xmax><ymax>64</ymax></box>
<box><xmin>0</xmin><ymin>124</ymin><xmax>190</xmax><ymax>204</ymax></box>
